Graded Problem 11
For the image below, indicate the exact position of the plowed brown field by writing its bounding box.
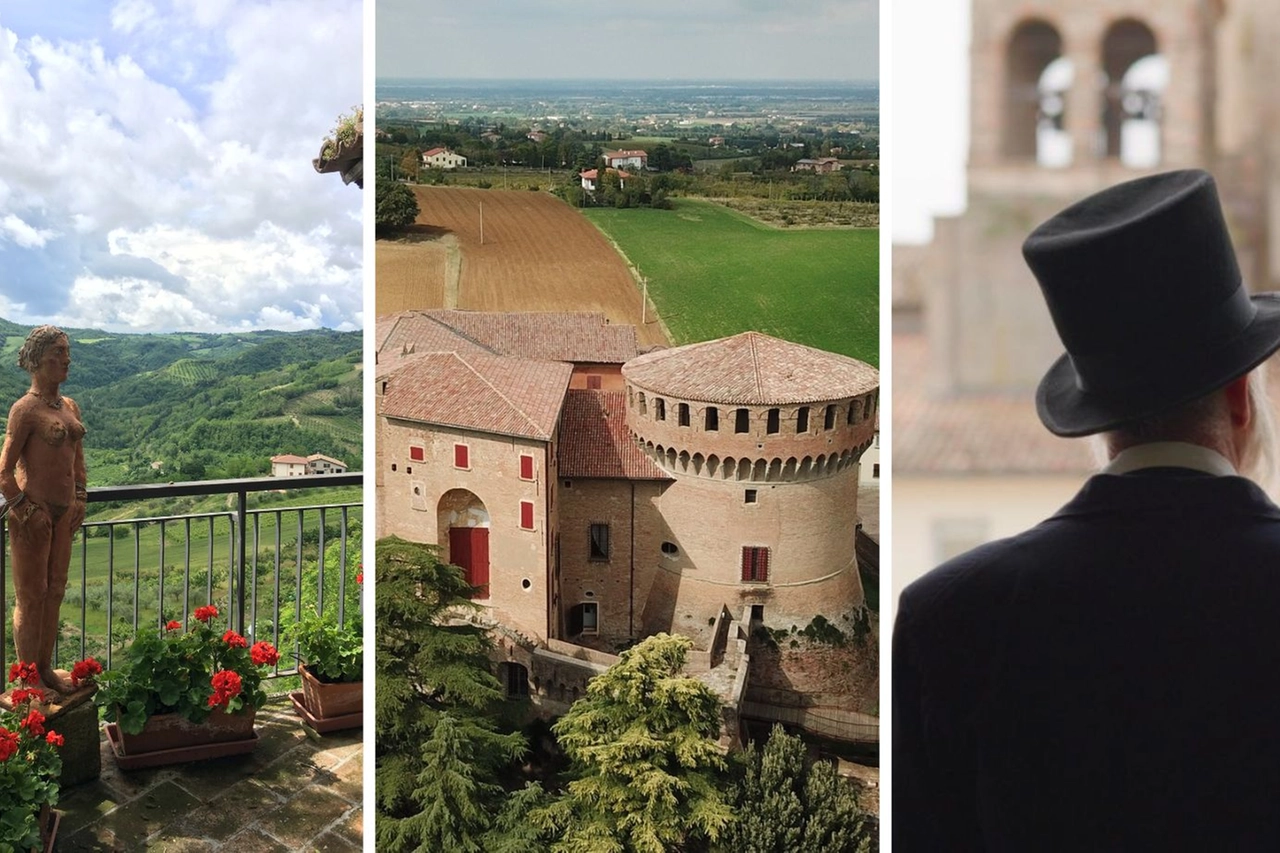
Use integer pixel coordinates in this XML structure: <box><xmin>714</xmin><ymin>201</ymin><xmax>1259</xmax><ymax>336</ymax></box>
<box><xmin>375</xmin><ymin>186</ymin><xmax>668</xmax><ymax>346</ymax></box>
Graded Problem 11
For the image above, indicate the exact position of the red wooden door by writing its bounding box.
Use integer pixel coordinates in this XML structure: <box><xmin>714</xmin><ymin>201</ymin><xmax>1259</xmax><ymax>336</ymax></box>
<box><xmin>448</xmin><ymin>526</ymin><xmax>490</xmax><ymax>599</ymax></box>
<box><xmin>470</xmin><ymin>527</ymin><xmax>490</xmax><ymax>599</ymax></box>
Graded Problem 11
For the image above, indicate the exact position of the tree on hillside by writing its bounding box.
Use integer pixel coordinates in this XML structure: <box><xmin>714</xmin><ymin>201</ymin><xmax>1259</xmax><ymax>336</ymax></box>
<box><xmin>375</xmin><ymin>537</ymin><xmax>527</xmax><ymax>850</ymax></box>
<box><xmin>533</xmin><ymin>633</ymin><xmax>733</xmax><ymax>853</ymax></box>
<box><xmin>721</xmin><ymin>724</ymin><xmax>874</xmax><ymax>853</ymax></box>
<box><xmin>399</xmin><ymin>151</ymin><xmax>421</xmax><ymax>182</ymax></box>
<box><xmin>376</xmin><ymin>180</ymin><xmax>419</xmax><ymax>233</ymax></box>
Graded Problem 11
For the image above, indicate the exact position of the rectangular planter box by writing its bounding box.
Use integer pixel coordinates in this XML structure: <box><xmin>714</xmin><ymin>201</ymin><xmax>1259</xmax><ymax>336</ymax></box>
<box><xmin>106</xmin><ymin>708</ymin><xmax>258</xmax><ymax>769</ymax></box>
<box><xmin>299</xmin><ymin>664</ymin><xmax>363</xmax><ymax>719</ymax></box>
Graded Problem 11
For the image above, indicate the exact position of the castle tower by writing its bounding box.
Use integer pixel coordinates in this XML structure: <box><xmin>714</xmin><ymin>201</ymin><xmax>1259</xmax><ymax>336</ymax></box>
<box><xmin>931</xmin><ymin>0</ymin><xmax>1250</xmax><ymax>395</ymax></box>
<box><xmin>619</xmin><ymin>332</ymin><xmax>879</xmax><ymax>640</ymax></box>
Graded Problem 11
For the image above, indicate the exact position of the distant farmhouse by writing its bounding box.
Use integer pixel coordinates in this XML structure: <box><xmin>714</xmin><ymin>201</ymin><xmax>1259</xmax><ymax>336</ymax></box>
<box><xmin>271</xmin><ymin>453</ymin><xmax>349</xmax><ymax>478</ymax></box>
<box><xmin>793</xmin><ymin>157</ymin><xmax>843</xmax><ymax>173</ymax></box>
<box><xmin>377</xmin><ymin>309</ymin><xmax>879</xmax><ymax>742</ymax></box>
<box><xmin>602</xmin><ymin>149</ymin><xmax>648</xmax><ymax>170</ymax></box>
<box><xmin>578</xmin><ymin>168</ymin><xmax>632</xmax><ymax>192</ymax></box>
<box><xmin>422</xmin><ymin>147</ymin><xmax>467</xmax><ymax>170</ymax></box>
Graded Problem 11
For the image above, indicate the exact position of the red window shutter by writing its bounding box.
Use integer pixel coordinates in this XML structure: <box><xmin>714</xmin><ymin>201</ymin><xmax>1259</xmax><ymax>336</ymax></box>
<box><xmin>759</xmin><ymin>547</ymin><xmax>769</xmax><ymax>582</ymax></box>
<box><xmin>520</xmin><ymin>500</ymin><xmax>534</xmax><ymax>530</ymax></box>
<box><xmin>587</xmin><ymin>374</ymin><xmax>602</xmax><ymax>390</ymax></box>
<box><xmin>520</xmin><ymin>455</ymin><xmax>534</xmax><ymax>480</ymax></box>
<box><xmin>409</xmin><ymin>445</ymin><xmax>424</xmax><ymax>461</ymax></box>
<box><xmin>741</xmin><ymin>547</ymin><xmax>752</xmax><ymax>582</ymax></box>
<box><xmin>455</xmin><ymin>444</ymin><xmax>469</xmax><ymax>468</ymax></box>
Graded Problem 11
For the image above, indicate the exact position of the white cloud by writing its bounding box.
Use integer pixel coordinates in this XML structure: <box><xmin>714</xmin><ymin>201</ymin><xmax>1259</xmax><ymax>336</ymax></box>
<box><xmin>58</xmin><ymin>275</ymin><xmax>220</xmax><ymax>332</ymax></box>
<box><xmin>1</xmin><ymin>215</ymin><xmax>55</xmax><ymax>248</ymax></box>
<box><xmin>0</xmin><ymin>1</ymin><xmax>363</xmax><ymax>332</ymax></box>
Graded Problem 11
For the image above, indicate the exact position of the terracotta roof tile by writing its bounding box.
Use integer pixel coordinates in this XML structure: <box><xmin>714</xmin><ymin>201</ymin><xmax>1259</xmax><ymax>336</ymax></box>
<box><xmin>271</xmin><ymin>454</ymin><xmax>308</xmax><ymax>464</ymax></box>
<box><xmin>381</xmin><ymin>351</ymin><xmax>572</xmax><ymax>440</ymax></box>
<box><xmin>894</xmin><ymin>331</ymin><xmax>1094</xmax><ymax>474</ymax></box>
<box><xmin>376</xmin><ymin>311</ymin><xmax>495</xmax><ymax>378</ymax></box>
<box><xmin>420</xmin><ymin>309</ymin><xmax>639</xmax><ymax>363</ymax></box>
<box><xmin>623</xmin><ymin>331</ymin><xmax>878</xmax><ymax>405</ymax></box>
<box><xmin>559</xmin><ymin>390</ymin><xmax>671</xmax><ymax>480</ymax></box>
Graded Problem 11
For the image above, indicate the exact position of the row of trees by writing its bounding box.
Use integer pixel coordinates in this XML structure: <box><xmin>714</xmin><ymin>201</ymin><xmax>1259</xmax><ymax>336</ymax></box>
<box><xmin>375</xmin><ymin>538</ymin><xmax>876</xmax><ymax>852</ymax></box>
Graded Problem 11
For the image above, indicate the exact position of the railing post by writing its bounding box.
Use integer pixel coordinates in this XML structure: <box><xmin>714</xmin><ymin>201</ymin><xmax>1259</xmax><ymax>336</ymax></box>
<box><xmin>236</xmin><ymin>487</ymin><xmax>248</xmax><ymax>633</ymax></box>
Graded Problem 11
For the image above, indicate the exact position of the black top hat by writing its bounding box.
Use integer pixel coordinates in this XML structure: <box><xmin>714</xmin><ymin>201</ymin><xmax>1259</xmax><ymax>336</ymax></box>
<box><xmin>1023</xmin><ymin>169</ymin><xmax>1280</xmax><ymax>437</ymax></box>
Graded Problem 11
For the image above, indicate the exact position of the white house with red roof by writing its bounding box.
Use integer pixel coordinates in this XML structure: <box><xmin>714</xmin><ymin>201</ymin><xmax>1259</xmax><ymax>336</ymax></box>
<box><xmin>602</xmin><ymin>149</ymin><xmax>647</xmax><ymax>170</ymax></box>
<box><xmin>421</xmin><ymin>147</ymin><xmax>467</xmax><ymax>169</ymax></box>
<box><xmin>271</xmin><ymin>453</ymin><xmax>348</xmax><ymax>477</ymax></box>
<box><xmin>579</xmin><ymin>168</ymin><xmax>632</xmax><ymax>192</ymax></box>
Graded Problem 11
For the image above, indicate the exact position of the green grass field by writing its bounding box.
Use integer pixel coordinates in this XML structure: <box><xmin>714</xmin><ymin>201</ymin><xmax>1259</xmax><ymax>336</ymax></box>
<box><xmin>582</xmin><ymin>199</ymin><xmax>878</xmax><ymax>365</ymax></box>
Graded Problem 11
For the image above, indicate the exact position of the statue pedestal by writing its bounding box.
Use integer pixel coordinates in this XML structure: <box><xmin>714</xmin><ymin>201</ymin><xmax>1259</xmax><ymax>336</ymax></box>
<box><xmin>2</xmin><ymin>679</ymin><xmax>101</xmax><ymax>787</ymax></box>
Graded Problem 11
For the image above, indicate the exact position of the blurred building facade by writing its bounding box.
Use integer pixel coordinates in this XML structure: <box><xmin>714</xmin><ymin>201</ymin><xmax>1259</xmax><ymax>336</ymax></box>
<box><xmin>894</xmin><ymin>0</ymin><xmax>1280</xmax><ymax>595</ymax></box>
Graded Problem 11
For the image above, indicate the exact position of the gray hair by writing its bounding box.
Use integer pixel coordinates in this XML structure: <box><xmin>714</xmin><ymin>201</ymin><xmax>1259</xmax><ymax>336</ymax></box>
<box><xmin>17</xmin><ymin>325</ymin><xmax>67</xmax><ymax>374</ymax></box>
<box><xmin>1092</xmin><ymin>365</ymin><xmax>1280</xmax><ymax>494</ymax></box>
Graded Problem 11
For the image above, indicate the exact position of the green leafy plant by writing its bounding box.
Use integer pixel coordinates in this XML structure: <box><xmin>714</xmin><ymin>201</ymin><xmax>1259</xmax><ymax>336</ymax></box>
<box><xmin>95</xmin><ymin>606</ymin><xmax>281</xmax><ymax>734</ymax></box>
<box><xmin>0</xmin><ymin>663</ymin><xmax>67</xmax><ymax>851</ymax></box>
<box><xmin>289</xmin><ymin>607</ymin><xmax>362</xmax><ymax>684</ymax></box>
<box><xmin>321</xmin><ymin>105</ymin><xmax>363</xmax><ymax>161</ymax></box>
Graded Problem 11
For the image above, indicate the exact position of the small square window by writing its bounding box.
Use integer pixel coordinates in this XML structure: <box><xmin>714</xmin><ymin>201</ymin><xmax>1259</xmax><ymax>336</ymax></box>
<box><xmin>824</xmin><ymin>404</ymin><xmax>836</xmax><ymax>430</ymax></box>
<box><xmin>581</xmin><ymin>602</ymin><xmax>598</xmax><ymax>634</ymax></box>
<box><xmin>587</xmin><ymin>374</ymin><xmax>602</xmax><ymax>390</ymax></box>
<box><xmin>735</xmin><ymin>408</ymin><xmax>750</xmax><ymax>434</ymax></box>
<box><xmin>873</xmin><ymin>463</ymin><xmax>880</xmax><ymax>478</ymax></box>
<box><xmin>744</xmin><ymin>489</ymin><xmax>757</xmax><ymax>504</ymax></box>
<box><xmin>406</xmin><ymin>466</ymin><xmax>412</xmax><ymax>474</ymax></box>
<box><xmin>705</xmin><ymin>407</ymin><xmax>719</xmax><ymax>431</ymax></box>
<box><xmin>678</xmin><ymin>403</ymin><xmax>690</xmax><ymax>427</ymax></box>
<box><xmin>391</xmin><ymin>463</ymin><xmax>397</xmax><ymax>472</ymax></box>
<box><xmin>796</xmin><ymin>407</ymin><xmax>809</xmax><ymax>434</ymax></box>
<box><xmin>655</xmin><ymin>398</ymin><xmax>666</xmax><ymax>421</ymax></box>
<box><xmin>766</xmin><ymin>408</ymin><xmax>780</xmax><ymax>434</ymax></box>
<box><xmin>454</xmin><ymin>444</ymin><xmax>470</xmax><ymax>469</ymax></box>
<box><xmin>409</xmin><ymin>445</ymin><xmax>425</xmax><ymax>461</ymax></box>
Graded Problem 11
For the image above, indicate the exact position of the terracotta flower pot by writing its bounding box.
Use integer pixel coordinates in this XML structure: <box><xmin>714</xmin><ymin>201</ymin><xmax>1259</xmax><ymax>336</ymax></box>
<box><xmin>117</xmin><ymin>707</ymin><xmax>256</xmax><ymax>755</ymax></box>
<box><xmin>299</xmin><ymin>663</ymin><xmax>363</xmax><ymax>719</ymax></box>
<box><xmin>105</xmin><ymin>707</ymin><xmax>259</xmax><ymax>769</ymax></box>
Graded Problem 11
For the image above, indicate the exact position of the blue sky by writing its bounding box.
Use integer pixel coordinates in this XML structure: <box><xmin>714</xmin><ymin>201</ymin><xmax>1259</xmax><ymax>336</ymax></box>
<box><xmin>377</xmin><ymin>0</ymin><xmax>878</xmax><ymax>82</ymax></box>
<box><xmin>0</xmin><ymin>1</ymin><xmax>363</xmax><ymax>333</ymax></box>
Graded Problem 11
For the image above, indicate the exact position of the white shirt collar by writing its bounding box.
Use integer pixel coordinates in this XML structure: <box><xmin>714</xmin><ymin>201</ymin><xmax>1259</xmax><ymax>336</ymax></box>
<box><xmin>1101</xmin><ymin>441</ymin><xmax>1238</xmax><ymax>477</ymax></box>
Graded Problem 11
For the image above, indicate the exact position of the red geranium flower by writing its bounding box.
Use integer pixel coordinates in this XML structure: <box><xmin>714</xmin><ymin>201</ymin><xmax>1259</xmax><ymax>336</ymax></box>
<box><xmin>10</xmin><ymin>688</ymin><xmax>45</xmax><ymax>706</ymax></box>
<box><xmin>165</xmin><ymin>620</ymin><xmax>181</xmax><ymax>631</ymax></box>
<box><xmin>193</xmin><ymin>605</ymin><xmax>219</xmax><ymax>623</ymax></box>
<box><xmin>70</xmin><ymin>657</ymin><xmax>103</xmax><ymax>688</ymax></box>
<box><xmin>0</xmin><ymin>728</ymin><xmax>18</xmax><ymax>761</ymax></box>
<box><xmin>45</xmin><ymin>730</ymin><xmax>64</xmax><ymax>747</ymax></box>
<box><xmin>7</xmin><ymin>661</ymin><xmax>37</xmax><ymax>686</ymax></box>
<box><xmin>250</xmin><ymin>641</ymin><xmax>280</xmax><ymax>667</ymax></box>
<box><xmin>207</xmin><ymin>669</ymin><xmax>242</xmax><ymax>708</ymax></box>
<box><xmin>20</xmin><ymin>708</ymin><xmax>45</xmax><ymax>737</ymax></box>
<box><xmin>222</xmin><ymin>630</ymin><xmax>248</xmax><ymax>649</ymax></box>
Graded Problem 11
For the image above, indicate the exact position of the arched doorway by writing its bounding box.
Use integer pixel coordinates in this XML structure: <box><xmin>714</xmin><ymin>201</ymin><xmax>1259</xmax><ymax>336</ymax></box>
<box><xmin>437</xmin><ymin>489</ymin><xmax>490</xmax><ymax>599</ymax></box>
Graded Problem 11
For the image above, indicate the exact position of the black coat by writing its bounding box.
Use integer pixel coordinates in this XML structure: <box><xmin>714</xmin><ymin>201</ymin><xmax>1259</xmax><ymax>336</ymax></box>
<box><xmin>893</xmin><ymin>469</ymin><xmax>1280</xmax><ymax>851</ymax></box>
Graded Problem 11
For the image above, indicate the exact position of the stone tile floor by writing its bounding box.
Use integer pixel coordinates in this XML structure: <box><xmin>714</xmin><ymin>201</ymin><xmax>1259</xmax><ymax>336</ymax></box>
<box><xmin>53</xmin><ymin>696</ymin><xmax>363</xmax><ymax>851</ymax></box>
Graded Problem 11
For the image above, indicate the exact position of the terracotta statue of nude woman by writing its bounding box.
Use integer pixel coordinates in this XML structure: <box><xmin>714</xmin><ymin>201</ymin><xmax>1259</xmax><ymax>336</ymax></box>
<box><xmin>0</xmin><ymin>326</ymin><xmax>87</xmax><ymax>695</ymax></box>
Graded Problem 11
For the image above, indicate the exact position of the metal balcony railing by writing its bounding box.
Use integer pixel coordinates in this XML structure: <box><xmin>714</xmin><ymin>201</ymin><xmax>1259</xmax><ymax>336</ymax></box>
<box><xmin>0</xmin><ymin>473</ymin><xmax>363</xmax><ymax>679</ymax></box>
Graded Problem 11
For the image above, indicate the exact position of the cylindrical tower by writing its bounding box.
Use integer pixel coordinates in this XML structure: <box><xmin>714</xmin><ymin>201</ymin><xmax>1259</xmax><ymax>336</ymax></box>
<box><xmin>621</xmin><ymin>331</ymin><xmax>879</xmax><ymax>640</ymax></box>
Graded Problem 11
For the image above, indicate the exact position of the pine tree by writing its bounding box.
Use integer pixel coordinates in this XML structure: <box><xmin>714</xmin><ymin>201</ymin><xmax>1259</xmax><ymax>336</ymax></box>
<box><xmin>375</xmin><ymin>536</ymin><xmax>527</xmax><ymax>850</ymax></box>
<box><xmin>722</xmin><ymin>724</ymin><xmax>874</xmax><ymax>853</ymax></box>
<box><xmin>534</xmin><ymin>633</ymin><xmax>733</xmax><ymax>853</ymax></box>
